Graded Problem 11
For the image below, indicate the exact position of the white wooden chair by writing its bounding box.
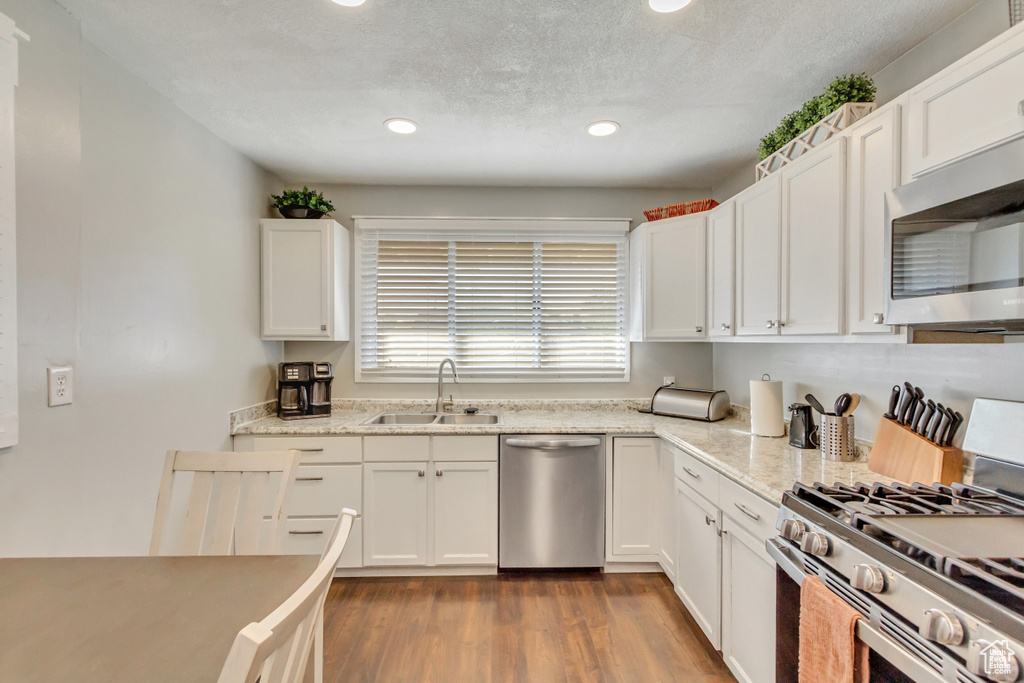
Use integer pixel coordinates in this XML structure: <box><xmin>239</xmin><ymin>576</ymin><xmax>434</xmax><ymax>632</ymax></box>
<box><xmin>217</xmin><ymin>509</ymin><xmax>356</xmax><ymax>683</ymax></box>
<box><xmin>150</xmin><ymin>449</ymin><xmax>302</xmax><ymax>556</ymax></box>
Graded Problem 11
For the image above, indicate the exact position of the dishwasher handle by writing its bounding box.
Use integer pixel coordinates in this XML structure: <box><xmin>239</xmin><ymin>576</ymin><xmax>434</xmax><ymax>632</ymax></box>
<box><xmin>505</xmin><ymin>437</ymin><xmax>602</xmax><ymax>449</ymax></box>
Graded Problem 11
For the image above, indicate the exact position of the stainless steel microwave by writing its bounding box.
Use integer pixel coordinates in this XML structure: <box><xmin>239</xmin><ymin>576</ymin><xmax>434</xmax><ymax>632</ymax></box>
<box><xmin>885</xmin><ymin>137</ymin><xmax>1024</xmax><ymax>334</ymax></box>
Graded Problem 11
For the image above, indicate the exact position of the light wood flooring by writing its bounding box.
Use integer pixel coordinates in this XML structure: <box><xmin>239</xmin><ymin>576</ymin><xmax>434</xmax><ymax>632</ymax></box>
<box><xmin>322</xmin><ymin>572</ymin><xmax>736</xmax><ymax>683</ymax></box>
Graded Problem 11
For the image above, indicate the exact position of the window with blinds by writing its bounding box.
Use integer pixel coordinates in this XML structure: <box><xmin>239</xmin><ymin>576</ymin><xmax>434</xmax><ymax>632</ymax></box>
<box><xmin>355</xmin><ymin>218</ymin><xmax>630</xmax><ymax>382</ymax></box>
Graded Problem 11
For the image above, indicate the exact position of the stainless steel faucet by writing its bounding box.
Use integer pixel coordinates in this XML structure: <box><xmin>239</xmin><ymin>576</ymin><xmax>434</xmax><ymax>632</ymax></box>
<box><xmin>436</xmin><ymin>358</ymin><xmax>459</xmax><ymax>412</ymax></box>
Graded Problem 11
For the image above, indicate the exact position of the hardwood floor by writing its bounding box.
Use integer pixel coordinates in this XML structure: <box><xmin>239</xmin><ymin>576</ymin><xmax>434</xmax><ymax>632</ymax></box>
<box><xmin>322</xmin><ymin>572</ymin><xmax>736</xmax><ymax>683</ymax></box>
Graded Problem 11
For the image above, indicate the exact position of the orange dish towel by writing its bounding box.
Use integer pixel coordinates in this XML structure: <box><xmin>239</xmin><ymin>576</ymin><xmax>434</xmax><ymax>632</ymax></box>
<box><xmin>799</xmin><ymin>576</ymin><xmax>870</xmax><ymax>683</ymax></box>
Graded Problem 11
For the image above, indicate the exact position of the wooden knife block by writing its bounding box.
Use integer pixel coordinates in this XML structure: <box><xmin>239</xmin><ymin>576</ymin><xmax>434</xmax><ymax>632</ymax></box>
<box><xmin>868</xmin><ymin>417</ymin><xmax>964</xmax><ymax>486</ymax></box>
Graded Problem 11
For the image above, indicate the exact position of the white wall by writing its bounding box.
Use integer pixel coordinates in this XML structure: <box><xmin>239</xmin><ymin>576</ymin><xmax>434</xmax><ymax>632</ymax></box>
<box><xmin>284</xmin><ymin>184</ymin><xmax>715</xmax><ymax>399</ymax></box>
<box><xmin>0</xmin><ymin>0</ymin><xmax>282</xmax><ymax>557</ymax></box>
<box><xmin>713</xmin><ymin>342</ymin><xmax>1024</xmax><ymax>443</ymax></box>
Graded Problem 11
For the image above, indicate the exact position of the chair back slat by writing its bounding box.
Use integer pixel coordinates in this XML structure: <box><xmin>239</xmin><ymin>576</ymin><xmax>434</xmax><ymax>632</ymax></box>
<box><xmin>217</xmin><ymin>510</ymin><xmax>356</xmax><ymax>683</ymax></box>
<box><xmin>150</xmin><ymin>450</ymin><xmax>302</xmax><ymax>556</ymax></box>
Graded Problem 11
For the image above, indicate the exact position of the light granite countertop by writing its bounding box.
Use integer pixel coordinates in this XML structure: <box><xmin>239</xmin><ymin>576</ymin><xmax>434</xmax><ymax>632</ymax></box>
<box><xmin>232</xmin><ymin>399</ymin><xmax>894</xmax><ymax>504</ymax></box>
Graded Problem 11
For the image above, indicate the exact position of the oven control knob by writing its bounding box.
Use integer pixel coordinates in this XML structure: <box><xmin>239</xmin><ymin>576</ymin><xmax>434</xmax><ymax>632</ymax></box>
<box><xmin>800</xmin><ymin>532</ymin><xmax>831</xmax><ymax>557</ymax></box>
<box><xmin>967</xmin><ymin>639</ymin><xmax>1021</xmax><ymax>682</ymax></box>
<box><xmin>779</xmin><ymin>519</ymin><xmax>807</xmax><ymax>542</ymax></box>
<box><xmin>851</xmin><ymin>564</ymin><xmax>886</xmax><ymax>593</ymax></box>
<box><xmin>920</xmin><ymin>610</ymin><xmax>965</xmax><ymax>646</ymax></box>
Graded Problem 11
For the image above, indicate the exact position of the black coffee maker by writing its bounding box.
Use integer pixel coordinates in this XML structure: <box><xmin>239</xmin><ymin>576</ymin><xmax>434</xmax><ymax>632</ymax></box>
<box><xmin>278</xmin><ymin>362</ymin><xmax>333</xmax><ymax>420</ymax></box>
<box><xmin>788</xmin><ymin>403</ymin><xmax>819</xmax><ymax>449</ymax></box>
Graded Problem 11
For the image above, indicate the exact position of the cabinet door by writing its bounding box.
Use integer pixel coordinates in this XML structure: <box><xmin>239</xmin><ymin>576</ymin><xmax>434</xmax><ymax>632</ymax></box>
<box><xmin>658</xmin><ymin>444</ymin><xmax>678</xmax><ymax>583</ymax></box>
<box><xmin>675</xmin><ymin>479</ymin><xmax>722</xmax><ymax>649</ymax></box>
<box><xmin>644</xmin><ymin>216</ymin><xmax>706</xmax><ymax>340</ymax></box>
<box><xmin>261</xmin><ymin>221</ymin><xmax>331</xmax><ymax>339</ymax></box>
<box><xmin>432</xmin><ymin>461</ymin><xmax>498</xmax><ymax>565</ymax></box>
<box><xmin>848</xmin><ymin>105</ymin><xmax>900</xmax><ymax>334</ymax></box>
<box><xmin>363</xmin><ymin>462</ymin><xmax>428</xmax><ymax>566</ymax></box>
<box><xmin>780</xmin><ymin>139</ymin><xmax>846</xmax><ymax>336</ymax></box>
<box><xmin>907</xmin><ymin>27</ymin><xmax>1024</xmax><ymax>177</ymax></box>
<box><xmin>612</xmin><ymin>438</ymin><xmax>660</xmax><ymax>556</ymax></box>
<box><xmin>708</xmin><ymin>201</ymin><xmax>736</xmax><ymax>338</ymax></box>
<box><xmin>722</xmin><ymin>518</ymin><xmax>776</xmax><ymax>683</ymax></box>
<box><xmin>735</xmin><ymin>177</ymin><xmax>781</xmax><ymax>336</ymax></box>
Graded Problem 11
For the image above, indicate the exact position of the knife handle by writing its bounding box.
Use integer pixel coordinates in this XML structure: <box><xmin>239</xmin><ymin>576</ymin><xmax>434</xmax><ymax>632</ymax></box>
<box><xmin>884</xmin><ymin>385</ymin><xmax>900</xmax><ymax>420</ymax></box>
<box><xmin>925</xmin><ymin>403</ymin><xmax>945</xmax><ymax>443</ymax></box>
<box><xmin>909</xmin><ymin>400</ymin><xmax>927</xmax><ymax>433</ymax></box>
<box><xmin>917</xmin><ymin>400</ymin><xmax>936</xmax><ymax>436</ymax></box>
<box><xmin>935</xmin><ymin>410</ymin><xmax>953</xmax><ymax>447</ymax></box>
<box><xmin>896</xmin><ymin>383</ymin><xmax>914</xmax><ymax>424</ymax></box>
<box><xmin>945</xmin><ymin>411</ymin><xmax>965</xmax><ymax>446</ymax></box>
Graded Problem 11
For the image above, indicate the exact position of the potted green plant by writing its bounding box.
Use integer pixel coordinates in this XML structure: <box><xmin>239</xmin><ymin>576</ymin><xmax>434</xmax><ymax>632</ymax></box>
<box><xmin>270</xmin><ymin>186</ymin><xmax>336</xmax><ymax>219</ymax></box>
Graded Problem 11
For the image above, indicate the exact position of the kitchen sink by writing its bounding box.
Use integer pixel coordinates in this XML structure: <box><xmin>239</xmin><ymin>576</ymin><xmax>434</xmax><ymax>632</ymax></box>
<box><xmin>435</xmin><ymin>413</ymin><xmax>501</xmax><ymax>425</ymax></box>
<box><xmin>361</xmin><ymin>411</ymin><xmax>503</xmax><ymax>426</ymax></box>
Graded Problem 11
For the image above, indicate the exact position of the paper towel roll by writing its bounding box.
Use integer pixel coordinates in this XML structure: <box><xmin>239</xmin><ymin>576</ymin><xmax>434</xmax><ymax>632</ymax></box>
<box><xmin>750</xmin><ymin>375</ymin><xmax>784</xmax><ymax>437</ymax></box>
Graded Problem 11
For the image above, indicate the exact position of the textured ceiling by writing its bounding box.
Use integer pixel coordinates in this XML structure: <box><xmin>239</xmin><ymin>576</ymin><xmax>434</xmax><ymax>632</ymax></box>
<box><xmin>58</xmin><ymin>0</ymin><xmax>978</xmax><ymax>187</ymax></box>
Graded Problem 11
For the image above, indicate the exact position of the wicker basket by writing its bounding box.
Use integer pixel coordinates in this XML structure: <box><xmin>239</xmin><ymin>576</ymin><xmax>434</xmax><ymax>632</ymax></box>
<box><xmin>643</xmin><ymin>199</ymin><xmax>719</xmax><ymax>222</ymax></box>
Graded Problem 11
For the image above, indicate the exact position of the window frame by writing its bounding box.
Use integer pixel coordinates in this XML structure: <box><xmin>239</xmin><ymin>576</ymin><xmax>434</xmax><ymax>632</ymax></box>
<box><xmin>353</xmin><ymin>216</ymin><xmax>632</xmax><ymax>383</ymax></box>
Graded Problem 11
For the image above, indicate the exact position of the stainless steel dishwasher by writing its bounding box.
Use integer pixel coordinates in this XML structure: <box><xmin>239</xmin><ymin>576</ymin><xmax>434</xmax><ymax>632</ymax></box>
<box><xmin>498</xmin><ymin>434</ymin><xmax>605</xmax><ymax>569</ymax></box>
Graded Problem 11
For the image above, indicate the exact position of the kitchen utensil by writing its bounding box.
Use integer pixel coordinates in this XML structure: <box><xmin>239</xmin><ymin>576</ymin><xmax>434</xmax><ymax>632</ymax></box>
<box><xmin>935</xmin><ymin>409</ymin><xmax>953</xmax><ymax>447</ymax></box>
<box><xmin>945</xmin><ymin>411</ymin><xmax>965</xmax><ymax>447</ymax></box>
<box><xmin>905</xmin><ymin>387</ymin><xmax>924</xmax><ymax>425</ymax></box>
<box><xmin>897</xmin><ymin>382</ymin><xmax>913</xmax><ymax>423</ymax></box>
<box><xmin>821</xmin><ymin>414</ymin><xmax>856</xmax><ymax>461</ymax></box>
<box><xmin>751</xmin><ymin>375</ymin><xmax>784</xmax><ymax>437</ymax></box>
<box><xmin>917</xmin><ymin>400</ymin><xmax>936</xmax><ymax>436</ymax></box>
<box><xmin>788</xmin><ymin>403</ymin><xmax>819</xmax><ymax>449</ymax></box>
<box><xmin>926</xmin><ymin>403</ymin><xmax>946</xmax><ymax>443</ymax></box>
<box><xmin>805</xmin><ymin>393</ymin><xmax>827</xmax><ymax>416</ymax></box>
<box><xmin>884</xmin><ymin>385</ymin><xmax>901</xmax><ymax>419</ymax></box>
<box><xmin>833</xmin><ymin>393</ymin><xmax>852</xmax><ymax>417</ymax></box>
<box><xmin>869</xmin><ymin>417</ymin><xmax>964</xmax><ymax>486</ymax></box>
<box><xmin>910</xmin><ymin>399</ymin><xmax>927</xmax><ymax>433</ymax></box>
<box><xmin>843</xmin><ymin>393</ymin><xmax>861</xmax><ymax>417</ymax></box>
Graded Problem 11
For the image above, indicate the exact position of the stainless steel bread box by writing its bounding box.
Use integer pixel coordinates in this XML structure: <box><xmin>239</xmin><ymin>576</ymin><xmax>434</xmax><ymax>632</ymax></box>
<box><xmin>648</xmin><ymin>387</ymin><xmax>731</xmax><ymax>422</ymax></box>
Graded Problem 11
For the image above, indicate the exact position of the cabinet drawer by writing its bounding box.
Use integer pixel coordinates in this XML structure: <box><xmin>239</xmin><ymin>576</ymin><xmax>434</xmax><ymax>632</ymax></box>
<box><xmin>263</xmin><ymin>464</ymin><xmax>362</xmax><ymax>517</ymax></box>
<box><xmin>364</xmin><ymin>436</ymin><xmax>431</xmax><ymax>462</ymax></box>
<box><xmin>252</xmin><ymin>436</ymin><xmax>361</xmax><ymax>464</ymax></box>
<box><xmin>719</xmin><ymin>477</ymin><xmax>779</xmax><ymax>545</ymax></box>
<box><xmin>269</xmin><ymin>517</ymin><xmax>363</xmax><ymax>569</ymax></box>
<box><xmin>432</xmin><ymin>435</ymin><xmax>498</xmax><ymax>462</ymax></box>
<box><xmin>908</xmin><ymin>28</ymin><xmax>1024</xmax><ymax>177</ymax></box>
<box><xmin>673</xmin><ymin>446</ymin><xmax>720</xmax><ymax>505</ymax></box>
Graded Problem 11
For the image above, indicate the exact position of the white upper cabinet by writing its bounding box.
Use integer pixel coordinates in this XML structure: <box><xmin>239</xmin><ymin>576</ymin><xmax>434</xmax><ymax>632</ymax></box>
<box><xmin>261</xmin><ymin>219</ymin><xmax>350</xmax><ymax>341</ymax></box>
<box><xmin>735</xmin><ymin>176</ymin><xmax>782</xmax><ymax>336</ymax></box>
<box><xmin>907</xmin><ymin>22</ymin><xmax>1024</xmax><ymax>178</ymax></box>
<box><xmin>847</xmin><ymin>104</ymin><xmax>901</xmax><ymax>334</ymax></box>
<box><xmin>707</xmin><ymin>201</ymin><xmax>736</xmax><ymax>338</ymax></box>
<box><xmin>780</xmin><ymin>138</ymin><xmax>847</xmax><ymax>336</ymax></box>
<box><xmin>629</xmin><ymin>214</ymin><xmax>707</xmax><ymax>341</ymax></box>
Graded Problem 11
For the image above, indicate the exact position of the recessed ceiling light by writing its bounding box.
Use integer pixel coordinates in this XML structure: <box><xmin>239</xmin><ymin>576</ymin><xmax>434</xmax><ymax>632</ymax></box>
<box><xmin>648</xmin><ymin>0</ymin><xmax>693</xmax><ymax>12</ymax></box>
<box><xmin>332</xmin><ymin>0</ymin><xmax>366</xmax><ymax>6</ymax></box>
<box><xmin>587</xmin><ymin>121</ymin><xmax>620</xmax><ymax>137</ymax></box>
<box><xmin>385</xmin><ymin>118</ymin><xmax>417</xmax><ymax>135</ymax></box>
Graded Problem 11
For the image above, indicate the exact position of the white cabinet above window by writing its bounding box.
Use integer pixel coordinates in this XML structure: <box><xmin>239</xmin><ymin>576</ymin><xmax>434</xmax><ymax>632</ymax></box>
<box><xmin>260</xmin><ymin>219</ymin><xmax>349</xmax><ymax>341</ymax></box>
<box><xmin>629</xmin><ymin>214</ymin><xmax>707</xmax><ymax>341</ymax></box>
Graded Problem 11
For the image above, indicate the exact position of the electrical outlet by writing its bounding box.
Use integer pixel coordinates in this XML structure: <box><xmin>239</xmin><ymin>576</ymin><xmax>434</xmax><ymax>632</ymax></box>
<box><xmin>47</xmin><ymin>366</ymin><xmax>73</xmax><ymax>407</ymax></box>
<box><xmin>663</xmin><ymin>376</ymin><xmax>675</xmax><ymax>387</ymax></box>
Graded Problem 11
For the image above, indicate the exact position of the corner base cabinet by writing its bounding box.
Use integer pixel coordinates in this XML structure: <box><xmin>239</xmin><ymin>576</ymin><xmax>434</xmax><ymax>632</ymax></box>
<box><xmin>261</xmin><ymin>218</ymin><xmax>350</xmax><ymax>341</ymax></box>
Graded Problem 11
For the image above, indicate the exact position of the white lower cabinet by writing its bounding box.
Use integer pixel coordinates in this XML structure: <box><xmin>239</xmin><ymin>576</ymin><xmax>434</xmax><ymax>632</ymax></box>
<box><xmin>432</xmin><ymin>460</ymin><xmax>498</xmax><ymax>565</ymax></box>
<box><xmin>722</xmin><ymin>516</ymin><xmax>777</xmax><ymax>683</ymax></box>
<box><xmin>363</xmin><ymin>461</ymin><xmax>429</xmax><ymax>566</ymax></box>
<box><xmin>674</xmin><ymin>477</ymin><xmax>722</xmax><ymax>649</ymax></box>
<box><xmin>362</xmin><ymin>435</ymin><xmax>498</xmax><ymax>568</ymax></box>
<box><xmin>611</xmin><ymin>437</ymin><xmax>660</xmax><ymax>558</ymax></box>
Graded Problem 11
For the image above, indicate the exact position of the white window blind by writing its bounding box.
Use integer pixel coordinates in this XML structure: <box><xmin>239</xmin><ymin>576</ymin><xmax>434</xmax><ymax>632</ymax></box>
<box><xmin>356</xmin><ymin>218</ymin><xmax>630</xmax><ymax>382</ymax></box>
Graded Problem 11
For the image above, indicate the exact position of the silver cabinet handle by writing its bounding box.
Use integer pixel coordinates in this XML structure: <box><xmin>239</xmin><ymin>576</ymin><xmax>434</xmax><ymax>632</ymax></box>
<box><xmin>295</xmin><ymin>476</ymin><xmax>324</xmax><ymax>482</ymax></box>
<box><xmin>296</xmin><ymin>448</ymin><xmax>324</xmax><ymax>453</ymax></box>
<box><xmin>705</xmin><ymin>515</ymin><xmax>714</xmax><ymax>526</ymax></box>
<box><xmin>1019</xmin><ymin>99</ymin><xmax>1024</xmax><ymax>117</ymax></box>
<box><xmin>682</xmin><ymin>466</ymin><xmax>700</xmax><ymax>479</ymax></box>
<box><xmin>734</xmin><ymin>503</ymin><xmax>760</xmax><ymax>521</ymax></box>
<box><xmin>436</xmin><ymin>469</ymin><xmax>444</xmax><ymax>477</ymax></box>
<box><xmin>776</xmin><ymin>320</ymin><xmax>785</xmax><ymax>328</ymax></box>
<box><xmin>721</xmin><ymin>323</ymin><xmax>730</xmax><ymax>330</ymax></box>
<box><xmin>695</xmin><ymin>326</ymin><xmax>703</xmax><ymax>333</ymax></box>
<box><xmin>288</xmin><ymin>530</ymin><xmax>324</xmax><ymax>535</ymax></box>
<box><xmin>873</xmin><ymin>312</ymin><xmax>884</xmax><ymax>324</ymax></box>
<box><xmin>766</xmin><ymin>320</ymin><xmax>774</xmax><ymax>329</ymax></box>
<box><xmin>505</xmin><ymin>437</ymin><xmax>601</xmax><ymax>449</ymax></box>
<box><xmin>417</xmin><ymin>470</ymin><xmax>425</xmax><ymax>477</ymax></box>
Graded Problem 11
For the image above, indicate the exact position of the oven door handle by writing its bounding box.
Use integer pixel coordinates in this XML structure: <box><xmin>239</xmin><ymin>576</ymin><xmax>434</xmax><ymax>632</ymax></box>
<box><xmin>766</xmin><ymin>538</ymin><xmax>948</xmax><ymax>683</ymax></box>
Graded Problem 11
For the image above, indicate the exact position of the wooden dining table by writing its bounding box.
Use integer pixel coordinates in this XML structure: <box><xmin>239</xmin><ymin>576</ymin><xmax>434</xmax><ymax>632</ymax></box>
<box><xmin>0</xmin><ymin>554</ymin><xmax>319</xmax><ymax>683</ymax></box>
